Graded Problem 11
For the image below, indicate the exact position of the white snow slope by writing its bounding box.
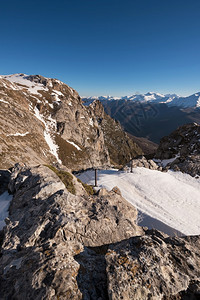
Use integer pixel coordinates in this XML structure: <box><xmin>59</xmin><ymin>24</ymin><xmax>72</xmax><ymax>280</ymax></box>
<box><xmin>78</xmin><ymin>168</ymin><xmax>200</xmax><ymax>236</ymax></box>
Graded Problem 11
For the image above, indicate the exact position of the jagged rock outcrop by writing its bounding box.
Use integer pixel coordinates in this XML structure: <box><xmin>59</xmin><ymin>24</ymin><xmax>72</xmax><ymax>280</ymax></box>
<box><xmin>106</xmin><ymin>229</ymin><xmax>200</xmax><ymax>299</ymax></box>
<box><xmin>89</xmin><ymin>100</ymin><xmax>143</xmax><ymax>166</ymax></box>
<box><xmin>121</xmin><ymin>155</ymin><xmax>162</xmax><ymax>171</ymax></box>
<box><xmin>0</xmin><ymin>164</ymin><xmax>143</xmax><ymax>299</ymax></box>
<box><xmin>155</xmin><ymin>123</ymin><xmax>200</xmax><ymax>176</ymax></box>
<box><xmin>0</xmin><ymin>74</ymin><xmax>110</xmax><ymax>170</ymax></box>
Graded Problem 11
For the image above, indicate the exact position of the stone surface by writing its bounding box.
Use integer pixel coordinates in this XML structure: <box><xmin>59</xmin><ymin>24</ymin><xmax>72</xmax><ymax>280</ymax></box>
<box><xmin>106</xmin><ymin>229</ymin><xmax>200</xmax><ymax>300</ymax></box>
<box><xmin>121</xmin><ymin>156</ymin><xmax>162</xmax><ymax>171</ymax></box>
<box><xmin>0</xmin><ymin>164</ymin><xmax>142</xmax><ymax>299</ymax></box>
<box><xmin>0</xmin><ymin>74</ymin><xmax>110</xmax><ymax>170</ymax></box>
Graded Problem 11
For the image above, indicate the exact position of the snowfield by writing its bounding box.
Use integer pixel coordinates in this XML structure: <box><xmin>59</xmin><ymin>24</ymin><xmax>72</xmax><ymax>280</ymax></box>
<box><xmin>78</xmin><ymin>168</ymin><xmax>200</xmax><ymax>236</ymax></box>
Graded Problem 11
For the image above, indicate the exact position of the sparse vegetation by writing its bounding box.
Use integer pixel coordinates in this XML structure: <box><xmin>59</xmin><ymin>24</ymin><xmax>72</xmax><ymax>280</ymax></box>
<box><xmin>45</xmin><ymin>165</ymin><xmax>76</xmax><ymax>195</ymax></box>
<box><xmin>77</xmin><ymin>178</ymin><xmax>94</xmax><ymax>195</ymax></box>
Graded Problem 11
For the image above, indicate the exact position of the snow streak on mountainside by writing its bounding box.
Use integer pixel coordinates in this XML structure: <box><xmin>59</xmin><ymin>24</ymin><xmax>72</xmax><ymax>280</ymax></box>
<box><xmin>0</xmin><ymin>73</ymin><xmax>111</xmax><ymax>169</ymax></box>
<box><xmin>78</xmin><ymin>168</ymin><xmax>200</xmax><ymax>236</ymax></box>
<box><xmin>0</xmin><ymin>73</ymin><xmax>143</xmax><ymax>169</ymax></box>
<box><xmin>83</xmin><ymin>91</ymin><xmax>200</xmax><ymax>108</ymax></box>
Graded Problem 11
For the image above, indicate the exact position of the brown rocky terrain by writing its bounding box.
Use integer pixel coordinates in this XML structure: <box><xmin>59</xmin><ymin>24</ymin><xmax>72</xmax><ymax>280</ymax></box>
<box><xmin>89</xmin><ymin>100</ymin><xmax>143</xmax><ymax>166</ymax></box>
<box><xmin>0</xmin><ymin>165</ymin><xmax>199</xmax><ymax>299</ymax></box>
<box><xmin>0</xmin><ymin>74</ymin><xmax>144</xmax><ymax>171</ymax></box>
<box><xmin>0</xmin><ymin>74</ymin><xmax>110</xmax><ymax>170</ymax></box>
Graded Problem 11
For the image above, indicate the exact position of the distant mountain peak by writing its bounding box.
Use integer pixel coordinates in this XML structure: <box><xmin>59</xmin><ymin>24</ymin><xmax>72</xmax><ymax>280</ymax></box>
<box><xmin>83</xmin><ymin>91</ymin><xmax>200</xmax><ymax>108</ymax></box>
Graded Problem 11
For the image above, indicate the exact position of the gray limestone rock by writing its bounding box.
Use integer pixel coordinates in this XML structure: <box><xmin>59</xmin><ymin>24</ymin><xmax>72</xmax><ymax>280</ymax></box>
<box><xmin>106</xmin><ymin>229</ymin><xmax>200</xmax><ymax>299</ymax></box>
<box><xmin>121</xmin><ymin>156</ymin><xmax>161</xmax><ymax>171</ymax></box>
<box><xmin>0</xmin><ymin>164</ymin><xmax>142</xmax><ymax>299</ymax></box>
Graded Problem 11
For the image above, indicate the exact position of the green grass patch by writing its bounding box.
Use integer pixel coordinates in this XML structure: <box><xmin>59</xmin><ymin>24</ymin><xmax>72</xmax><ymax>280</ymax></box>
<box><xmin>77</xmin><ymin>178</ymin><xmax>94</xmax><ymax>195</ymax></box>
<box><xmin>45</xmin><ymin>165</ymin><xmax>76</xmax><ymax>195</ymax></box>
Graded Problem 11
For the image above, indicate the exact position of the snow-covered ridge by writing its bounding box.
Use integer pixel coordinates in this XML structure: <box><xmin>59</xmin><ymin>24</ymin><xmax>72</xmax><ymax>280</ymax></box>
<box><xmin>83</xmin><ymin>91</ymin><xmax>200</xmax><ymax>108</ymax></box>
<box><xmin>0</xmin><ymin>74</ymin><xmax>49</xmax><ymax>95</ymax></box>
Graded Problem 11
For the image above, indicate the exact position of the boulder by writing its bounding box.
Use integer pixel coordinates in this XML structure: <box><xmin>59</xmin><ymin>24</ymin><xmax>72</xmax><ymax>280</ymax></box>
<box><xmin>106</xmin><ymin>229</ymin><xmax>200</xmax><ymax>299</ymax></box>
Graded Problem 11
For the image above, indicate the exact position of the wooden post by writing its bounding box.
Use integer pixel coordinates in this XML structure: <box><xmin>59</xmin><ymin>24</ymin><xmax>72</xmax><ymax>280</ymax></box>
<box><xmin>95</xmin><ymin>169</ymin><xmax>98</xmax><ymax>187</ymax></box>
<box><xmin>131</xmin><ymin>160</ymin><xmax>133</xmax><ymax>173</ymax></box>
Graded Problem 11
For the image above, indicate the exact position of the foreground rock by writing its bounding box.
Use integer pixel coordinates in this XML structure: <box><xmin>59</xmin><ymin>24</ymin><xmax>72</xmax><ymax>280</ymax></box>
<box><xmin>106</xmin><ymin>229</ymin><xmax>200</xmax><ymax>299</ymax></box>
<box><xmin>155</xmin><ymin>123</ymin><xmax>200</xmax><ymax>176</ymax></box>
<box><xmin>1</xmin><ymin>164</ymin><xmax>200</xmax><ymax>299</ymax></box>
<box><xmin>0</xmin><ymin>164</ymin><xmax>142</xmax><ymax>299</ymax></box>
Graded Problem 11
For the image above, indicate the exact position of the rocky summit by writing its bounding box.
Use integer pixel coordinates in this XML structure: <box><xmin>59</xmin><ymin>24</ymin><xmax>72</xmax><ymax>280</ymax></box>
<box><xmin>0</xmin><ymin>165</ymin><xmax>199</xmax><ymax>299</ymax></box>
<box><xmin>0</xmin><ymin>164</ymin><xmax>143</xmax><ymax>299</ymax></box>
<box><xmin>0</xmin><ymin>74</ymin><xmax>143</xmax><ymax>171</ymax></box>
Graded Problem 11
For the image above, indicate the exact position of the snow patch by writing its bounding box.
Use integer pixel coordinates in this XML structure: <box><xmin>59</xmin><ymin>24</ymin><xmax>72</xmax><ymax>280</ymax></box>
<box><xmin>0</xmin><ymin>191</ymin><xmax>13</xmax><ymax>230</ymax></box>
<box><xmin>89</xmin><ymin>118</ymin><xmax>93</xmax><ymax>126</ymax></box>
<box><xmin>66</xmin><ymin>140</ymin><xmax>82</xmax><ymax>151</ymax></box>
<box><xmin>0</xmin><ymin>99</ymin><xmax>9</xmax><ymax>104</ymax></box>
<box><xmin>153</xmin><ymin>154</ymin><xmax>180</xmax><ymax>167</ymax></box>
<box><xmin>33</xmin><ymin>107</ymin><xmax>62</xmax><ymax>164</ymax></box>
<box><xmin>2</xmin><ymin>74</ymin><xmax>48</xmax><ymax>95</ymax></box>
<box><xmin>7</xmin><ymin>132</ymin><xmax>29</xmax><ymax>137</ymax></box>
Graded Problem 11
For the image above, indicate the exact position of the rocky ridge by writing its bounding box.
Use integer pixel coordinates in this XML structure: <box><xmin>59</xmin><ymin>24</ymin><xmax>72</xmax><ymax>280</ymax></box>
<box><xmin>155</xmin><ymin>123</ymin><xmax>200</xmax><ymax>176</ymax></box>
<box><xmin>0</xmin><ymin>164</ymin><xmax>142</xmax><ymax>299</ymax></box>
<box><xmin>0</xmin><ymin>165</ymin><xmax>200</xmax><ymax>299</ymax></box>
<box><xmin>0</xmin><ymin>74</ymin><xmax>144</xmax><ymax>171</ymax></box>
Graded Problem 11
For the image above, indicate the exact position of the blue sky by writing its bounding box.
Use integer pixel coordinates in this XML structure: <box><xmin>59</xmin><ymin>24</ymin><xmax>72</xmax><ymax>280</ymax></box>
<box><xmin>1</xmin><ymin>0</ymin><xmax>200</xmax><ymax>97</ymax></box>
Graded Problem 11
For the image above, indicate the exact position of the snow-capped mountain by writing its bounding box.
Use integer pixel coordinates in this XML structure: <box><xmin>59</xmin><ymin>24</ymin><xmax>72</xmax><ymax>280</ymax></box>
<box><xmin>83</xmin><ymin>91</ymin><xmax>200</xmax><ymax>108</ymax></box>
<box><xmin>0</xmin><ymin>73</ymin><xmax>143</xmax><ymax>169</ymax></box>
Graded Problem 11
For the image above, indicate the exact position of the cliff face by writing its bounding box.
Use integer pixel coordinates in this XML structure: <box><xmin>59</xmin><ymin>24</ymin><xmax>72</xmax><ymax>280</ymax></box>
<box><xmin>89</xmin><ymin>100</ymin><xmax>143</xmax><ymax>166</ymax></box>
<box><xmin>0</xmin><ymin>74</ymin><xmax>110</xmax><ymax>170</ymax></box>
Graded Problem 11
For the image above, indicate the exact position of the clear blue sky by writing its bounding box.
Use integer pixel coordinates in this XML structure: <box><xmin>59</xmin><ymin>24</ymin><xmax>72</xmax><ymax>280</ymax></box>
<box><xmin>1</xmin><ymin>0</ymin><xmax>200</xmax><ymax>97</ymax></box>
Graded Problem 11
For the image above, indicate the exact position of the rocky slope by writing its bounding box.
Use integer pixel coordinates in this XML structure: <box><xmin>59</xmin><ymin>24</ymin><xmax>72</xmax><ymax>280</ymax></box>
<box><xmin>89</xmin><ymin>100</ymin><xmax>143</xmax><ymax>166</ymax></box>
<box><xmin>0</xmin><ymin>74</ymin><xmax>111</xmax><ymax>170</ymax></box>
<box><xmin>155</xmin><ymin>123</ymin><xmax>200</xmax><ymax>176</ymax></box>
<box><xmin>0</xmin><ymin>164</ymin><xmax>143</xmax><ymax>299</ymax></box>
<box><xmin>0</xmin><ymin>74</ymin><xmax>144</xmax><ymax>171</ymax></box>
<box><xmin>0</xmin><ymin>165</ymin><xmax>199</xmax><ymax>299</ymax></box>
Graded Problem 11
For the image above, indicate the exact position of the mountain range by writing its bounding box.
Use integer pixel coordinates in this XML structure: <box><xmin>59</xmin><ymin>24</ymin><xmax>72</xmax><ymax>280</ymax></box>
<box><xmin>83</xmin><ymin>92</ymin><xmax>200</xmax><ymax>143</ymax></box>
<box><xmin>83</xmin><ymin>91</ymin><xmax>200</xmax><ymax>108</ymax></box>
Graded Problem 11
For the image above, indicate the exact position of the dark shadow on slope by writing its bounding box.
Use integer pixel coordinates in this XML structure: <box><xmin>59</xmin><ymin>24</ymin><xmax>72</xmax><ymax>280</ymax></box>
<box><xmin>0</xmin><ymin>169</ymin><xmax>11</xmax><ymax>195</ymax></box>
<box><xmin>75</xmin><ymin>245</ymin><xmax>109</xmax><ymax>300</ymax></box>
<box><xmin>137</xmin><ymin>211</ymin><xmax>184</xmax><ymax>237</ymax></box>
<box><xmin>102</xmin><ymin>101</ymin><xmax>200</xmax><ymax>143</ymax></box>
